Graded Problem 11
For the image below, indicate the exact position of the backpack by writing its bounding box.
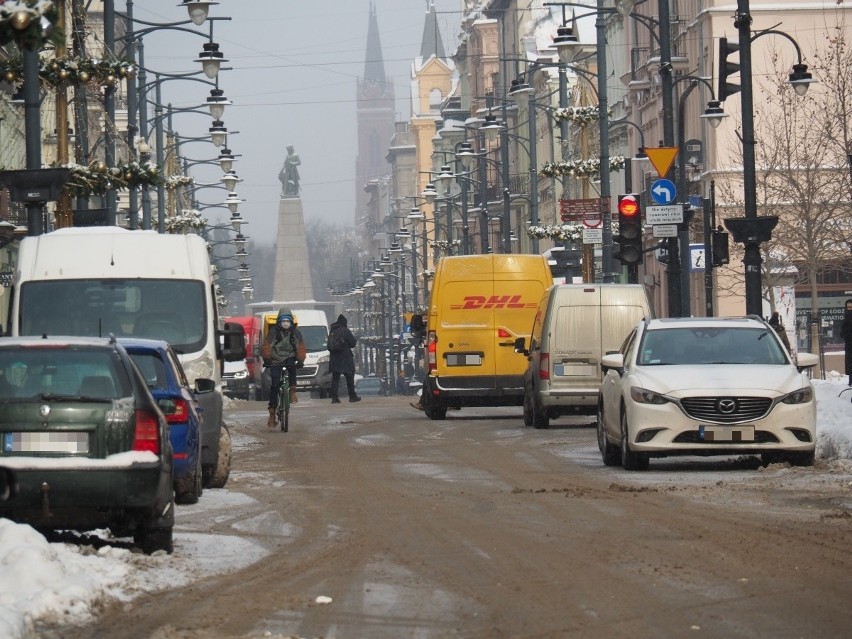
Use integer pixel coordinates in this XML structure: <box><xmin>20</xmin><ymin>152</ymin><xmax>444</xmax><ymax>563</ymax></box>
<box><xmin>327</xmin><ymin>327</ymin><xmax>346</xmax><ymax>352</ymax></box>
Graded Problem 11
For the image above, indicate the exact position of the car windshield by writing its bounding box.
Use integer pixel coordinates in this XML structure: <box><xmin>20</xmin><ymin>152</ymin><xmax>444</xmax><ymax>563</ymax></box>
<box><xmin>0</xmin><ymin>346</ymin><xmax>130</xmax><ymax>400</ymax></box>
<box><xmin>637</xmin><ymin>327</ymin><xmax>789</xmax><ymax>366</ymax></box>
<box><xmin>20</xmin><ymin>279</ymin><xmax>206</xmax><ymax>354</ymax></box>
<box><xmin>299</xmin><ymin>325</ymin><xmax>328</xmax><ymax>352</ymax></box>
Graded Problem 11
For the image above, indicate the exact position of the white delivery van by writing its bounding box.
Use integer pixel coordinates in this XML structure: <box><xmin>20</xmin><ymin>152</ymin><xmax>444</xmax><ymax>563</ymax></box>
<box><xmin>8</xmin><ymin>227</ymin><xmax>245</xmax><ymax>486</ymax></box>
<box><xmin>515</xmin><ymin>284</ymin><xmax>653</xmax><ymax>428</ymax></box>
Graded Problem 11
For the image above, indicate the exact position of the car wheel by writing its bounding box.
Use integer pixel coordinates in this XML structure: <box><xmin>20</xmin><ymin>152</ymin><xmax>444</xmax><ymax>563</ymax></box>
<box><xmin>135</xmin><ymin>492</ymin><xmax>175</xmax><ymax>554</ymax></box>
<box><xmin>207</xmin><ymin>425</ymin><xmax>232</xmax><ymax>489</ymax></box>
<box><xmin>620</xmin><ymin>410</ymin><xmax>649</xmax><ymax>471</ymax></box>
<box><xmin>531</xmin><ymin>392</ymin><xmax>549</xmax><ymax>430</ymax></box>
<box><xmin>522</xmin><ymin>387</ymin><xmax>534</xmax><ymax>427</ymax></box>
<box><xmin>597</xmin><ymin>403</ymin><xmax>620</xmax><ymax>466</ymax></box>
<box><xmin>175</xmin><ymin>453</ymin><xmax>202</xmax><ymax>505</ymax></box>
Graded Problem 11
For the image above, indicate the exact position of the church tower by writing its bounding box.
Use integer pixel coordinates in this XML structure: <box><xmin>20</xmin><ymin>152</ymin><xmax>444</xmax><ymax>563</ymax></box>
<box><xmin>354</xmin><ymin>2</ymin><xmax>395</xmax><ymax>226</ymax></box>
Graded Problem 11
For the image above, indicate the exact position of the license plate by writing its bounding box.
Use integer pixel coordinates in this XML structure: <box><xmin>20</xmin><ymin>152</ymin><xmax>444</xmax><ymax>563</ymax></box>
<box><xmin>699</xmin><ymin>425</ymin><xmax>755</xmax><ymax>442</ymax></box>
<box><xmin>554</xmin><ymin>363</ymin><xmax>596</xmax><ymax>376</ymax></box>
<box><xmin>446</xmin><ymin>353</ymin><xmax>482</xmax><ymax>366</ymax></box>
<box><xmin>296</xmin><ymin>379</ymin><xmax>311</xmax><ymax>386</ymax></box>
<box><xmin>4</xmin><ymin>431</ymin><xmax>89</xmax><ymax>454</ymax></box>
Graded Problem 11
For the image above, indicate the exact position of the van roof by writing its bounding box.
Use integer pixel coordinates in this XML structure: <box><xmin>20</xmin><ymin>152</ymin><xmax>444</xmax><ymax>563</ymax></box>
<box><xmin>436</xmin><ymin>254</ymin><xmax>550</xmax><ymax>277</ymax></box>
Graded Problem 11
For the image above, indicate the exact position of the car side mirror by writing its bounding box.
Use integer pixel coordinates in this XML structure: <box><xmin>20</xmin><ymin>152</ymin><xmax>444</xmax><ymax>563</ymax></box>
<box><xmin>514</xmin><ymin>336</ymin><xmax>528</xmax><ymax>356</ymax></box>
<box><xmin>158</xmin><ymin>398</ymin><xmax>177</xmax><ymax>415</ymax></box>
<box><xmin>600</xmin><ymin>353</ymin><xmax>625</xmax><ymax>375</ymax></box>
<box><xmin>220</xmin><ymin>322</ymin><xmax>246</xmax><ymax>361</ymax></box>
<box><xmin>195</xmin><ymin>377</ymin><xmax>216</xmax><ymax>394</ymax></box>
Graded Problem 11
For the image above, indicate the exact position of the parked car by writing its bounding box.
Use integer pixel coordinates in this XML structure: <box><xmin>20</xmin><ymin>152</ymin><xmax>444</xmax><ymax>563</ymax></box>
<box><xmin>0</xmin><ymin>336</ymin><xmax>175</xmax><ymax>553</ymax></box>
<box><xmin>222</xmin><ymin>359</ymin><xmax>254</xmax><ymax>400</ymax></box>
<box><xmin>597</xmin><ymin>316</ymin><xmax>819</xmax><ymax>471</ymax></box>
<box><xmin>120</xmin><ymin>338</ymin><xmax>214</xmax><ymax>505</ymax></box>
<box><xmin>355</xmin><ymin>375</ymin><xmax>387</xmax><ymax>396</ymax></box>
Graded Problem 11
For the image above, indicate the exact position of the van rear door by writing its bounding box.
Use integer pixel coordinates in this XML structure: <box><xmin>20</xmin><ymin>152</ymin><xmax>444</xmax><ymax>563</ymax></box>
<box><xmin>551</xmin><ymin>287</ymin><xmax>602</xmax><ymax>388</ymax></box>
<box><xmin>438</xmin><ymin>280</ymin><xmax>496</xmax><ymax>380</ymax></box>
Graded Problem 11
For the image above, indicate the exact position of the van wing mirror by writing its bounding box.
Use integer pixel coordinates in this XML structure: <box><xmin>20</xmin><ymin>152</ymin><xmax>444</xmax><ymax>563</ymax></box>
<box><xmin>513</xmin><ymin>336</ymin><xmax>528</xmax><ymax>356</ymax></box>
<box><xmin>194</xmin><ymin>377</ymin><xmax>216</xmax><ymax>394</ymax></box>
<box><xmin>220</xmin><ymin>322</ymin><xmax>246</xmax><ymax>361</ymax></box>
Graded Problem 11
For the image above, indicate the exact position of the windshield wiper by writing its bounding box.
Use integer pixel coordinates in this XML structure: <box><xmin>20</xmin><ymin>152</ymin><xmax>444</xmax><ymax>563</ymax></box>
<box><xmin>37</xmin><ymin>393</ymin><xmax>112</xmax><ymax>403</ymax></box>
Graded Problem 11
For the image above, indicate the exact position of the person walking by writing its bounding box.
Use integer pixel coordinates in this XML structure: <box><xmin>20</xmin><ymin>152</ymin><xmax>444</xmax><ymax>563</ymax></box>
<box><xmin>841</xmin><ymin>298</ymin><xmax>852</xmax><ymax>387</ymax></box>
<box><xmin>328</xmin><ymin>314</ymin><xmax>360</xmax><ymax>403</ymax></box>
<box><xmin>261</xmin><ymin>309</ymin><xmax>305</xmax><ymax>427</ymax></box>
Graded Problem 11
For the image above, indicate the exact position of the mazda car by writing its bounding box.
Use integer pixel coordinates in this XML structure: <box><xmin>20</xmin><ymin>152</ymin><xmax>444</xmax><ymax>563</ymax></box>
<box><xmin>597</xmin><ymin>316</ymin><xmax>819</xmax><ymax>470</ymax></box>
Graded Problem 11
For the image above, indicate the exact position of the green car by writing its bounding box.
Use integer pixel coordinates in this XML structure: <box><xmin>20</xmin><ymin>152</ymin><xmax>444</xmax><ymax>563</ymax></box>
<box><xmin>0</xmin><ymin>336</ymin><xmax>174</xmax><ymax>554</ymax></box>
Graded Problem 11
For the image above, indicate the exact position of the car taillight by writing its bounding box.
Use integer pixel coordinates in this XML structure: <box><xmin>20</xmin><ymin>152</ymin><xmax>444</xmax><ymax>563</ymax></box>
<box><xmin>427</xmin><ymin>331</ymin><xmax>437</xmax><ymax>372</ymax></box>
<box><xmin>539</xmin><ymin>352</ymin><xmax>550</xmax><ymax>380</ymax></box>
<box><xmin>133</xmin><ymin>409</ymin><xmax>160</xmax><ymax>454</ymax></box>
<box><xmin>165</xmin><ymin>398</ymin><xmax>189</xmax><ymax>424</ymax></box>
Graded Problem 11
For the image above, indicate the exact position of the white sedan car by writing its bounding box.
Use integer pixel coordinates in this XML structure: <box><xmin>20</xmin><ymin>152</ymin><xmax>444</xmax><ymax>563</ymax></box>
<box><xmin>597</xmin><ymin>316</ymin><xmax>819</xmax><ymax>470</ymax></box>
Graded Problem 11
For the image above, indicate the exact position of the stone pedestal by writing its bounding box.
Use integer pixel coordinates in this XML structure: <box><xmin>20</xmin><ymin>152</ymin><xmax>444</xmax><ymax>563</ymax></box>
<box><xmin>272</xmin><ymin>197</ymin><xmax>313</xmax><ymax>302</ymax></box>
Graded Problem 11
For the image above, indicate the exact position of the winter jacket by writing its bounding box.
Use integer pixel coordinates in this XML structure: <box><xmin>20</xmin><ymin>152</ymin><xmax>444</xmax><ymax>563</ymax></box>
<box><xmin>328</xmin><ymin>315</ymin><xmax>357</xmax><ymax>374</ymax></box>
<box><xmin>262</xmin><ymin>325</ymin><xmax>304</xmax><ymax>367</ymax></box>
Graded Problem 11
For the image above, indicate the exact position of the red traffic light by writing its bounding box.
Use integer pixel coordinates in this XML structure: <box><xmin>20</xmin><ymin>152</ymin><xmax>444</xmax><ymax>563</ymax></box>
<box><xmin>618</xmin><ymin>194</ymin><xmax>640</xmax><ymax>217</ymax></box>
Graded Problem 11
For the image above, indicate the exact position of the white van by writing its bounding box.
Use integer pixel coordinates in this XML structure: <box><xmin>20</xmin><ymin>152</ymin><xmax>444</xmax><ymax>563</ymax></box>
<box><xmin>8</xmin><ymin>227</ymin><xmax>245</xmax><ymax>486</ymax></box>
<box><xmin>515</xmin><ymin>284</ymin><xmax>653</xmax><ymax>428</ymax></box>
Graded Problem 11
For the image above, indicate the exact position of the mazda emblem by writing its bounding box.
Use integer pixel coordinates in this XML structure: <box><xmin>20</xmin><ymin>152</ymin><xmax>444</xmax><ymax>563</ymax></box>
<box><xmin>39</xmin><ymin>405</ymin><xmax>51</xmax><ymax>418</ymax></box>
<box><xmin>717</xmin><ymin>398</ymin><xmax>736</xmax><ymax>414</ymax></box>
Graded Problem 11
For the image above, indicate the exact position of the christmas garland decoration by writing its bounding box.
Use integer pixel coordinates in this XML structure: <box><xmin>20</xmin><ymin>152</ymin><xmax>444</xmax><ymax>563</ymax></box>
<box><xmin>0</xmin><ymin>55</ymin><xmax>136</xmax><ymax>87</ymax></box>
<box><xmin>165</xmin><ymin>175</ymin><xmax>194</xmax><ymax>190</ymax></box>
<box><xmin>552</xmin><ymin>105</ymin><xmax>611</xmax><ymax>126</ymax></box>
<box><xmin>165</xmin><ymin>208</ymin><xmax>207</xmax><ymax>234</ymax></box>
<box><xmin>0</xmin><ymin>0</ymin><xmax>61</xmax><ymax>50</ymax></box>
<box><xmin>540</xmin><ymin>156</ymin><xmax>626</xmax><ymax>178</ymax></box>
<box><xmin>429</xmin><ymin>239</ymin><xmax>461</xmax><ymax>251</ymax></box>
<box><xmin>61</xmin><ymin>160</ymin><xmax>161</xmax><ymax>196</ymax></box>
<box><xmin>526</xmin><ymin>223</ymin><xmax>584</xmax><ymax>243</ymax></box>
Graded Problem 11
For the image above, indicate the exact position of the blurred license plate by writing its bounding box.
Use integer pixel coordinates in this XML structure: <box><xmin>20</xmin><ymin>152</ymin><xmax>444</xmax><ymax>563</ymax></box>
<box><xmin>699</xmin><ymin>426</ymin><xmax>754</xmax><ymax>442</ymax></box>
<box><xmin>4</xmin><ymin>431</ymin><xmax>89</xmax><ymax>453</ymax></box>
<box><xmin>296</xmin><ymin>379</ymin><xmax>311</xmax><ymax>386</ymax></box>
<box><xmin>446</xmin><ymin>353</ymin><xmax>482</xmax><ymax>366</ymax></box>
<box><xmin>553</xmin><ymin>364</ymin><xmax>596</xmax><ymax>376</ymax></box>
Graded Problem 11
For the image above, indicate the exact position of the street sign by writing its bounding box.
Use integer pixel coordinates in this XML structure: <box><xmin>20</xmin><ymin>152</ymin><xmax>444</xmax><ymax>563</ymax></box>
<box><xmin>690</xmin><ymin>244</ymin><xmax>706</xmax><ymax>271</ymax></box>
<box><xmin>652</xmin><ymin>224</ymin><xmax>678</xmax><ymax>238</ymax></box>
<box><xmin>646</xmin><ymin>205</ymin><xmax>683</xmax><ymax>225</ymax></box>
<box><xmin>583</xmin><ymin>228</ymin><xmax>602</xmax><ymax>244</ymax></box>
<box><xmin>644</xmin><ymin>147</ymin><xmax>678</xmax><ymax>177</ymax></box>
<box><xmin>559</xmin><ymin>197</ymin><xmax>609</xmax><ymax>223</ymax></box>
<box><xmin>650</xmin><ymin>179</ymin><xmax>676</xmax><ymax>205</ymax></box>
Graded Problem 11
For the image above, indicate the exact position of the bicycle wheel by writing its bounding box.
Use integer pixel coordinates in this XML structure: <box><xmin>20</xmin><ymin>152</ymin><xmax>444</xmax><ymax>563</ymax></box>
<box><xmin>276</xmin><ymin>383</ymin><xmax>286</xmax><ymax>432</ymax></box>
<box><xmin>279</xmin><ymin>381</ymin><xmax>290</xmax><ymax>433</ymax></box>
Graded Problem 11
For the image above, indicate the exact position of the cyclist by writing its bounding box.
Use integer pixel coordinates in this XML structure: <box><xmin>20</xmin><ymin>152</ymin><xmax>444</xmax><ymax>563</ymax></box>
<box><xmin>261</xmin><ymin>309</ymin><xmax>306</xmax><ymax>427</ymax></box>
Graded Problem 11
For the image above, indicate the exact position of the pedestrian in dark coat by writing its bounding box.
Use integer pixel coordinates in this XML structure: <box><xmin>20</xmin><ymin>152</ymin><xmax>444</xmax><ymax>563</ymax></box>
<box><xmin>328</xmin><ymin>314</ymin><xmax>360</xmax><ymax>403</ymax></box>
<box><xmin>841</xmin><ymin>298</ymin><xmax>852</xmax><ymax>387</ymax></box>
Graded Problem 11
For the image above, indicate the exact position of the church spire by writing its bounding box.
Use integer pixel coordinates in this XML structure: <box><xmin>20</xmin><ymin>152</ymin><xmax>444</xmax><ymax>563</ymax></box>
<box><xmin>363</xmin><ymin>1</ymin><xmax>387</xmax><ymax>85</ymax></box>
<box><xmin>420</xmin><ymin>1</ymin><xmax>446</xmax><ymax>61</ymax></box>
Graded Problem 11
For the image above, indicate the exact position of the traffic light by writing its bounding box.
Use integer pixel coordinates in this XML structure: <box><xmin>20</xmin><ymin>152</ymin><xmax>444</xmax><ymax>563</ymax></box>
<box><xmin>614</xmin><ymin>193</ymin><xmax>643</xmax><ymax>266</ymax></box>
<box><xmin>711</xmin><ymin>227</ymin><xmax>729</xmax><ymax>267</ymax></box>
<box><xmin>718</xmin><ymin>37</ymin><xmax>741</xmax><ymax>102</ymax></box>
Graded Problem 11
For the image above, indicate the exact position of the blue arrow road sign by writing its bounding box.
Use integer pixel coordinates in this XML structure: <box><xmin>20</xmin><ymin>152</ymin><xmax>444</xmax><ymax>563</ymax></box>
<box><xmin>650</xmin><ymin>178</ymin><xmax>676</xmax><ymax>205</ymax></box>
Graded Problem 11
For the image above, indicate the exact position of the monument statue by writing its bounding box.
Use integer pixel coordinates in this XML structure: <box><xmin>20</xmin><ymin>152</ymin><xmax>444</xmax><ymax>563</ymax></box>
<box><xmin>278</xmin><ymin>145</ymin><xmax>301</xmax><ymax>197</ymax></box>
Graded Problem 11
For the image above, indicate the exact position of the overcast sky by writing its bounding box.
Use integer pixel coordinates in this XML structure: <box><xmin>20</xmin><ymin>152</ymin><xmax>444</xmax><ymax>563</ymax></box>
<box><xmin>136</xmin><ymin>0</ymin><xmax>462</xmax><ymax>244</ymax></box>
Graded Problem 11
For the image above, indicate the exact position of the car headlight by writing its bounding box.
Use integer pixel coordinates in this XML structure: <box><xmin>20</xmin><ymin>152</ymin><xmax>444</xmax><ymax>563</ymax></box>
<box><xmin>629</xmin><ymin>386</ymin><xmax>670</xmax><ymax>405</ymax></box>
<box><xmin>781</xmin><ymin>387</ymin><xmax>813</xmax><ymax>404</ymax></box>
<box><xmin>317</xmin><ymin>355</ymin><xmax>329</xmax><ymax>365</ymax></box>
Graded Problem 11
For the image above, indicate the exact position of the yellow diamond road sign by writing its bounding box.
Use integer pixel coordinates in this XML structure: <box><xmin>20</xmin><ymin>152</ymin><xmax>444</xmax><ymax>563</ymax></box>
<box><xmin>645</xmin><ymin>147</ymin><xmax>678</xmax><ymax>177</ymax></box>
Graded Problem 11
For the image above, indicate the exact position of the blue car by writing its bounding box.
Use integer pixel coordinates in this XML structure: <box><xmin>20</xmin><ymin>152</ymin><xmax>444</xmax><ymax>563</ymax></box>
<box><xmin>120</xmin><ymin>338</ymin><xmax>214</xmax><ymax>505</ymax></box>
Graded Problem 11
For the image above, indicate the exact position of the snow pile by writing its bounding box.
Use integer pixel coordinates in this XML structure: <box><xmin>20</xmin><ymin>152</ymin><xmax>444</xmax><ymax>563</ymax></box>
<box><xmin>813</xmin><ymin>377</ymin><xmax>852</xmax><ymax>461</ymax></box>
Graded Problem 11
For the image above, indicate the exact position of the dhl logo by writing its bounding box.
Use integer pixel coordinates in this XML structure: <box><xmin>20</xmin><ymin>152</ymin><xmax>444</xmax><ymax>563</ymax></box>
<box><xmin>450</xmin><ymin>295</ymin><xmax>538</xmax><ymax>310</ymax></box>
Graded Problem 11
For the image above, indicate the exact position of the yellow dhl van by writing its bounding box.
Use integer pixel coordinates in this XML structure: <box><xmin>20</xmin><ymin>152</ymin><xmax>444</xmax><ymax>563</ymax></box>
<box><xmin>421</xmin><ymin>254</ymin><xmax>552</xmax><ymax>420</ymax></box>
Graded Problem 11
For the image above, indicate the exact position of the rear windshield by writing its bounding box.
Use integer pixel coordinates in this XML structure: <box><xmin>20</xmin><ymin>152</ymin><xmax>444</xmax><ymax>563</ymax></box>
<box><xmin>127</xmin><ymin>351</ymin><xmax>169</xmax><ymax>391</ymax></box>
<box><xmin>638</xmin><ymin>327</ymin><xmax>789</xmax><ymax>366</ymax></box>
<box><xmin>0</xmin><ymin>346</ymin><xmax>131</xmax><ymax>400</ymax></box>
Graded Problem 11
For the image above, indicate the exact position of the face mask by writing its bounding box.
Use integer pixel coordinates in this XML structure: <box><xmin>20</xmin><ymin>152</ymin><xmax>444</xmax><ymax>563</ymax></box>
<box><xmin>280</xmin><ymin>320</ymin><xmax>291</xmax><ymax>329</ymax></box>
